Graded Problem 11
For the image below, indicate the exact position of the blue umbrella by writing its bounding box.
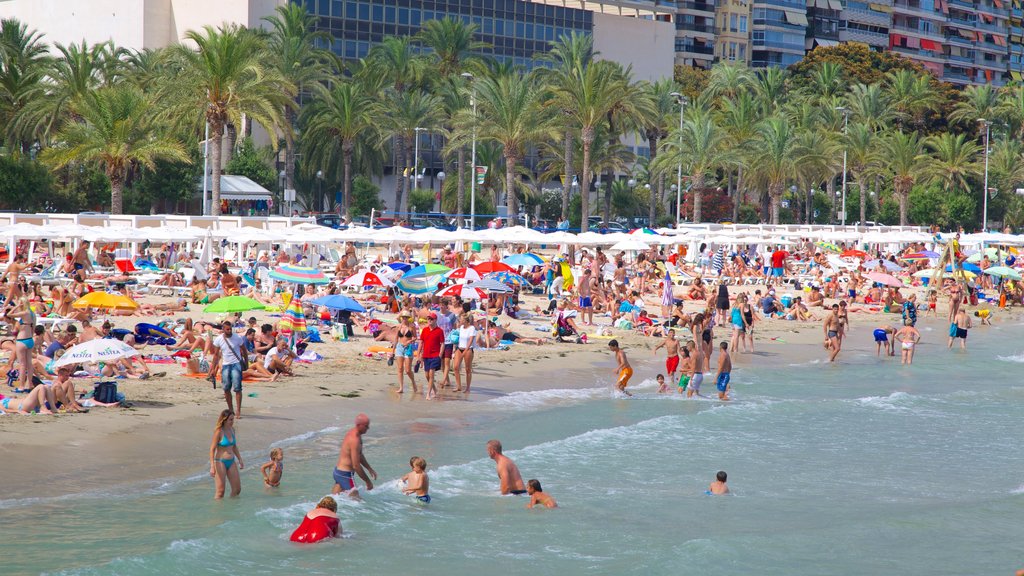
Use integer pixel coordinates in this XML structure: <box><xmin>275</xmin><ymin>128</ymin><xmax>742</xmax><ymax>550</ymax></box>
<box><xmin>484</xmin><ymin>271</ymin><xmax>530</xmax><ymax>287</ymax></box>
<box><xmin>501</xmin><ymin>253</ymin><xmax>545</xmax><ymax>268</ymax></box>
<box><xmin>308</xmin><ymin>294</ymin><xmax>366</xmax><ymax>313</ymax></box>
<box><xmin>387</xmin><ymin>262</ymin><xmax>412</xmax><ymax>272</ymax></box>
<box><xmin>864</xmin><ymin>259</ymin><xmax>903</xmax><ymax>272</ymax></box>
<box><xmin>946</xmin><ymin>263</ymin><xmax>981</xmax><ymax>274</ymax></box>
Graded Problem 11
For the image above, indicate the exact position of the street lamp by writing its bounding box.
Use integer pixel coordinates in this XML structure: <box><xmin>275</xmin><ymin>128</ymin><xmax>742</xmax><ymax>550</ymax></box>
<box><xmin>671</xmin><ymin>92</ymin><xmax>688</xmax><ymax>228</ymax></box>
<box><xmin>436</xmin><ymin>171</ymin><xmax>446</xmax><ymax>213</ymax></box>
<box><xmin>278</xmin><ymin>170</ymin><xmax>286</xmax><ymax>216</ymax></box>
<box><xmin>979</xmin><ymin>118</ymin><xmax>992</xmax><ymax>231</ymax></box>
<box><xmin>461</xmin><ymin>72</ymin><xmax>477</xmax><ymax>230</ymax></box>
<box><xmin>316</xmin><ymin>170</ymin><xmax>323</xmax><ymax>213</ymax></box>
<box><xmin>836</xmin><ymin>106</ymin><xmax>850</xmax><ymax>226</ymax></box>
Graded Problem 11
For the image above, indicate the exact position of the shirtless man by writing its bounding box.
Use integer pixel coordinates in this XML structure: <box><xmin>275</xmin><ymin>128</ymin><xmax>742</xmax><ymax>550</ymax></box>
<box><xmin>577</xmin><ymin>269</ymin><xmax>597</xmax><ymax>326</ymax></box>
<box><xmin>72</xmin><ymin>241</ymin><xmax>94</xmax><ymax>275</ymax></box>
<box><xmin>486</xmin><ymin>439</ymin><xmax>526</xmax><ymax>495</ymax></box>
<box><xmin>895</xmin><ymin>319</ymin><xmax>921</xmax><ymax>365</ymax></box>
<box><xmin>652</xmin><ymin>329</ymin><xmax>681</xmax><ymax>391</ymax></box>
<box><xmin>332</xmin><ymin>413</ymin><xmax>377</xmax><ymax>500</ymax></box>
<box><xmin>687</xmin><ymin>339</ymin><xmax>705</xmax><ymax>398</ymax></box>
<box><xmin>806</xmin><ymin>285</ymin><xmax>824</xmax><ymax>308</ymax></box>
<box><xmin>824</xmin><ymin>303</ymin><xmax>842</xmax><ymax>362</ymax></box>
<box><xmin>948</xmin><ymin>306</ymin><xmax>971</xmax><ymax>351</ymax></box>
<box><xmin>608</xmin><ymin>339</ymin><xmax>633</xmax><ymax>397</ymax></box>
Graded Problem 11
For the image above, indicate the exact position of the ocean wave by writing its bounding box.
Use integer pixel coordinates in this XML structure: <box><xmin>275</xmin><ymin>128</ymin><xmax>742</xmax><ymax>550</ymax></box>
<box><xmin>854</xmin><ymin>391</ymin><xmax>914</xmax><ymax>412</ymax></box>
<box><xmin>996</xmin><ymin>352</ymin><xmax>1024</xmax><ymax>363</ymax></box>
<box><xmin>270</xmin><ymin>426</ymin><xmax>341</xmax><ymax>447</ymax></box>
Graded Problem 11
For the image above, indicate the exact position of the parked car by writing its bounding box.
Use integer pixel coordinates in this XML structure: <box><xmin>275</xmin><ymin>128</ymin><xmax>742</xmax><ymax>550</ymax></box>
<box><xmin>314</xmin><ymin>214</ymin><xmax>343</xmax><ymax>229</ymax></box>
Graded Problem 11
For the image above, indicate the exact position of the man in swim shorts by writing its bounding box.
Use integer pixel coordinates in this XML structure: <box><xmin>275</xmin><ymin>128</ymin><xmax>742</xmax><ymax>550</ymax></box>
<box><xmin>608</xmin><ymin>339</ymin><xmax>632</xmax><ymax>397</ymax></box>
<box><xmin>873</xmin><ymin>325</ymin><xmax>896</xmax><ymax>357</ymax></box>
<box><xmin>716</xmin><ymin>341</ymin><xmax>731</xmax><ymax>401</ymax></box>
<box><xmin>688</xmin><ymin>340</ymin><xmax>704</xmax><ymax>398</ymax></box>
<box><xmin>823</xmin><ymin>304</ymin><xmax>842</xmax><ymax>362</ymax></box>
<box><xmin>947</xmin><ymin>307</ymin><xmax>971</xmax><ymax>351</ymax></box>
<box><xmin>333</xmin><ymin>413</ymin><xmax>377</xmax><ymax>499</ymax></box>
<box><xmin>578</xmin><ymin>268</ymin><xmax>596</xmax><ymax>325</ymax></box>
<box><xmin>487</xmin><ymin>439</ymin><xmax>527</xmax><ymax>495</ymax></box>
<box><xmin>652</xmin><ymin>329</ymin><xmax>681</xmax><ymax>387</ymax></box>
<box><xmin>895</xmin><ymin>318</ymin><xmax>921</xmax><ymax>365</ymax></box>
<box><xmin>677</xmin><ymin>347</ymin><xmax>692</xmax><ymax>394</ymax></box>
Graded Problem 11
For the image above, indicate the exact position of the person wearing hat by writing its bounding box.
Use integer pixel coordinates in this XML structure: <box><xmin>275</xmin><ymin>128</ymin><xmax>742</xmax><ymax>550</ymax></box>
<box><xmin>417</xmin><ymin>312</ymin><xmax>445</xmax><ymax>399</ymax></box>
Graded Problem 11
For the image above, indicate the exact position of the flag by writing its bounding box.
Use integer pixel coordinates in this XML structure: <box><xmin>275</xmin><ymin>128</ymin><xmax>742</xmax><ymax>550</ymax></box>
<box><xmin>475</xmin><ymin>165</ymin><xmax>488</xmax><ymax>185</ymax></box>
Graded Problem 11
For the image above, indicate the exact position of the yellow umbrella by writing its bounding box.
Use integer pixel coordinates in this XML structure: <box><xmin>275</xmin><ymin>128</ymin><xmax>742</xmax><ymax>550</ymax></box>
<box><xmin>72</xmin><ymin>292</ymin><xmax>139</xmax><ymax>311</ymax></box>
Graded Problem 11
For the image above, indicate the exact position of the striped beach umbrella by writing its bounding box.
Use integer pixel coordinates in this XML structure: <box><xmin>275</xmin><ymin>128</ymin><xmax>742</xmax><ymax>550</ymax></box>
<box><xmin>445</xmin><ymin>267</ymin><xmax>482</xmax><ymax>282</ymax></box>
<box><xmin>269</xmin><ymin>264</ymin><xmax>330</xmax><ymax>285</ymax></box>
<box><xmin>484</xmin><ymin>271</ymin><xmax>530</xmax><ymax>287</ymax></box>
<box><xmin>342</xmin><ymin>270</ymin><xmax>394</xmax><ymax>288</ymax></box>
<box><xmin>436</xmin><ymin>284</ymin><xmax>486</xmax><ymax>300</ymax></box>
<box><xmin>278</xmin><ymin>298</ymin><xmax>308</xmax><ymax>333</ymax></box>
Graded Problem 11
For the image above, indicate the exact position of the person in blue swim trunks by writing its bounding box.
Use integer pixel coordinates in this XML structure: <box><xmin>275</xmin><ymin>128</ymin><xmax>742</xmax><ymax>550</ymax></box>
<box><xmin>873</xmin><ymin>324</ymin><xmax>896</xmax><ymax>357</ymax></box>
<box><xmin>401</xmin><ymin>456</ymin><xmax>431</xmax><ymax>504</ymax></box>
<box><xmin>333</xmin><ymin>413</ymin><xmax>377</xmax><ymax>500</ymax></box>
<box><xmin>715</xmin><ymin>341</ymin><xmax>732</xmax><ymax>401</ymax></box>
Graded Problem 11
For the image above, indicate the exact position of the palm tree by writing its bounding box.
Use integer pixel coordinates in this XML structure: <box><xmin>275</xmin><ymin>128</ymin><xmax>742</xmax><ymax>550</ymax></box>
<box><xmin>163</xmin><ymin>24</ymin><xmax>292</xmax><ymax>216</ymax></box>
<box><xmin>996</xmin><ymin>83</ymin><xmax>1024</xmax><ymax>138</ymax></box>
<box><xmin>40</xmin><ymin>86</ymin><xmax>190</xmax><ymax>214</ymax></box>
<box><xmin>553</xmin><ymin>59</ymin><xmax>631</xmax><ymax>232</ymax></box>
<box><xmin>0</xmin><ymin>18</ymin><xmax>49</xmax><ymax>152</ymax></box>
<box><xmin>754</xmin><ymin>67</ymin><xmax>788</xmax><ymax>113</ymax></box>
<box><xmin>925</xmin><ymin>132</ymin><xmax>981</xmax><ymax>195</ymax></box>
<box><xmin>792</xmin><ymin>128</ymin><xmax>837</xmax><ymax>223</ymax></box>
<box><xmin>706</xmin><ymin>62</ymin><xmax>756</xmax><ymax>101</ymax></box>
<box><xmin>658</xmin><ymin>108</ymin><xmax>732</xmax><ymax>222</ymax></box>
<box><xmin>719</xmin><ymin>92</ymin><xmax>761</xmax><ymax>222</ymax></box>
<box><xmin>845</xmin><ymin>83</ymin><xmax>895</xmax><ymax>131</ymax></box>
<box><xmin>884</xmin><ymin>69</ymin><xmax>937</xmax><ymax>129</ymax></box>
<box><xmin>416</xmin><ymin>17</ymin><xmax>488</xmax><ymax>77</ymax></box>
<box><xmin>382</xmin><ymin>89</ymin><xmax>443</xmax><ymax>215</ymax></box>
<box><xmin>843</xmin><ymin>122</ymin><xmax>878</xmax><ymax>225</ymax></box>
<box><xmin>599</xmin><ymin>64</ymin><xmax>651</xmax><ymax>223</ymax></box>
<box><xmin>301</xmin><ymin>81</ymin><xmax>379</xmax><ymax>214</ymax></box>
<box><xmin>950</xmin><ymin>84</ymin><xmax>1000</xmax><ymax>128</ymax></box>
<box><xmin>262</xmin><ymin>3</ymin><xmax>331</xmax><ymax>202</ymax></box>
<box><xmin>469</xmin><ymin>72</ymin><xmax>548</xmax><ymax>218</ymax></box>
<box><xmin>751</xmin><ymin>116</ymin><xmax>797</xmax><ymax>224</ymax></box>
<box><xmin>639</xmin><ymin>78</ymin><xmax>678</xmax><ymax>223</ymax></box>
<box><xmin>876</xmin><ymin>130</ymin><xmax>928</xmax><ymax>226</ymax></box>
<box><xmin>807</xmin><ymin>61</ymin><xmax>845</xmax><ymax>104</ymax></box>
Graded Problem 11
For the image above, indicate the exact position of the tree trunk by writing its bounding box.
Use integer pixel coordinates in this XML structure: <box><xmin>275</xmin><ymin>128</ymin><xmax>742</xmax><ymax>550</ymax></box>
<box><xmin>562</xmin><ymin>131</ymin><xmax>573</xmax><ymax>220</ymax></box>
<box><xmin>210</xmin><ymin>123</ymin><xmax>224</xmax><ymax>216</ymax></box>
<box><xmin>505</xmin><ymin>155</ymin><xmax>518</xmax><ymax>220</ymax></box>
<box><xmin>342</xmin><ymin>141</ymin><xmax>353</xmax><ymax>216</ymax></box>
<box><xmin>693</xmin><ymin>175</ymin><xmax>704</xmax><ymax>223</ymax></box>
<box><xmin>580</xmin><ymin>129</ymin><xmax>593</xmax><ymax>232</ymax></box>
<box><xmin>224</xmin><ymin>122</ymin><xmax>237</xmax><ymax>166</ymax></box>
<box><xmin>760</xmin><ymin>189</ymin><xmax>770</xmax><ymax>223</ymax></box>
<box><xmin>109</xmin><ymin>173</ymin><xmax>124</xmax><ymax>215</ymax></box>
<box><xmin>456</xmin><ymin>145</ymin><xmax>465</xmax><ymax>224</ymax></box>
<box><xmin>603</xmin><ymin>167</ymin><xmax>614</xmax><ymax>225</ymax></box>
<box><xmin>393</xmin><ymin>134</ymin><xmax>405</xmax><ymax>217</ymax></box>
<box><xmin>404</xmin><ymin>138</ymin><xmax>415</xmax><ymax>215</ymax></box>
<box><xmin>732</xmin><ymin>166</ymin><xmax>743</xmax><ymax>223</ymax></box>
<box><xmin>770</xmin><ymin>185</ymin><xmax>781</xmax><ymax>224</ymax></box>
<box><xmin>805</xmin><ymin>182</ymin><xmax>814</xmax><ymax>224</ymax></box>
<box><xmin>859</xmin><ymin>178</ymin><xmax>867</xmax><ymax>225</ymax></box>
<box><xmin>898</xmin><ymin>186</ymin><xmax>909</xmax><ymax>226</ymax></box>
<box><xmin>648</xmin><ymin>133</ymin><xmax>659</xmax><ymax>224</ymax></box>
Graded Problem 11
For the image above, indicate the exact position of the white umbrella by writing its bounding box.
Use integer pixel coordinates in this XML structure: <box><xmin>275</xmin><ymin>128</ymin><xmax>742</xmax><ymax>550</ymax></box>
<box><xmin>610</xmin><ymin>239</ymin><xmax>651</xmax><ymax>251</ymax></box>
<box><xmin>54</xmin><ymin>339</ymin><xmax>139</xmax><ymax>368</ymax></box>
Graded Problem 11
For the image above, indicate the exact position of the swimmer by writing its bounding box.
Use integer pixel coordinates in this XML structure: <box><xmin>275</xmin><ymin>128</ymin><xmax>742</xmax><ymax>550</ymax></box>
<box><xmin>715</xmin><ymin>341</ymin><xmax>731</xmax><ymax>401</ymax></box>
<box><xmin>708</xmin><ymin>470</ymin><xmax>730</xmax><ymax>495</ymax></box>
<box><xmin>608</xmin><ymin>339</ymin><xmax>632</xmax><ymax>397</ymax></box>
<box><xmin>895</xmin><ymin>318</ymin><xmax>921</xmax><ymax>365</ymax></box>
<box><xmin>289</xmin><ymin>496</ymin><xmax>341</xmax><ymax>543</ymax></box>
<box><xmin>526</xmin><ymin>479</ymin><xmax>557</xmax><ymax>509</ymax></box>
<box><xmin>655</xmin><ymin>374</ymin><xmax>666</xmax><ymax>394</ymax></box>
<box><xmin>947</xmin><ymin>307</ymin><xmax>971</xmax><ymax>351</ymax></box>
<box><xmin>873</xmin><ymin>325</ymin><xmax>897</xmax><ymax>357</ymax></box>
<box><xmin>400</xmin><ymin>456</ymin><xmax>431</xmax><ymax>504</ymax></box>
<box><xmin>973</xmin><ymin>309</ymin><xmax>992</xmax><ymax>325</ymax></box>
<box><xmin>487</xmin><ymin>439</ymin><xmax>527</xmax><ymax>495</ymax></box>
<box><xmin>261</xmin><ymin>447</ymin><xmax>284</xmax><ymax>488</ymax></box>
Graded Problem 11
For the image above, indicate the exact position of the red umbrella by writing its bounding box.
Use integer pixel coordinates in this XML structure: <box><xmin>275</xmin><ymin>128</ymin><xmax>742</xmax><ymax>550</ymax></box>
<box><xmin>841</xmin><ymin>249</ymin><xmax>868</xmax><ymax>259</ymax></box>
<box><xmin>114</xmin><ymin>259</ymin><xmax>136</xmax><ymax>273</ymax></box>
<box><xmin>445</xmin><ymin>267</ymin><xmax>482</xmax><ymax>282</ymax></box>
<box><xmin>342</xmin><ymin>270</ymin><xmax>394</xmax><ymax>288</ymax></box>
<box><xmin>473</xmin><ymin>261</ymin><xmax>516</xmax><ymax>274</ymax></box>
<box><xmin>436</xmin><ymin>284</ymin><xmax>487</xmax><ymax>300</ymax></box>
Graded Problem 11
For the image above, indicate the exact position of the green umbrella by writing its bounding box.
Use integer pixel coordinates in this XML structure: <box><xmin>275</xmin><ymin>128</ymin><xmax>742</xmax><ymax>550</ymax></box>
<box><xmin>983</xmin><ymin>266</ymin><xmax>1021</xmax><ymax>280</ymax></box>
<box><xmin>204</xmin><ymin>295</ymin><xmax>266</xmax><ymax>314</ymax></box>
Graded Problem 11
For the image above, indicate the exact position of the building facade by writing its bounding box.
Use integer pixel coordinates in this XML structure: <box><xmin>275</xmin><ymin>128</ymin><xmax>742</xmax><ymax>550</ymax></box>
<box><xmin>750</xmin><ymin>0</ymin><xmax>808</xmax><ymax>67</ymax></box>
<box><xmin>715</xmin><ymin>0</ymin><xmax>752</xmax><ymax>64</ymax></box>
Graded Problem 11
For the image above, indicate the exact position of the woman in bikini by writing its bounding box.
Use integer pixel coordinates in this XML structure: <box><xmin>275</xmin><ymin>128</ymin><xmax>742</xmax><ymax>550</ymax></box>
<box><xmin>393</xmin><ymin>313</ymin><xmax>418</xmax><ymax>395</ymax></box>
<box><xmin>209</xmin><ymin>409</ymin><xmax>244</xmax><ymax>499</ymax></box>
<box><xmin>0</xmin><ymin>383</ymin><xmax>56</xmax><ymax>414</ymax></box>
<box><xmin>4</xmin><ymin>297</ymin><xmax>35</xmax><ymax>391</ymax></box>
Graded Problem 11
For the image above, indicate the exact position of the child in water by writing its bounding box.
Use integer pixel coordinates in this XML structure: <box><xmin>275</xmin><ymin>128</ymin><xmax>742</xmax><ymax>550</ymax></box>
<box><xmin>973</xmin><ymin>309</ymin><xmax>993</xmax><ymax>325</ymax></box>
<box><xmin>608</xmin><ymin>339</ymin><xmax>633</xmax><ymax>397</ymax></box>
<box><xmin>708</xmin><ymin>471</ymin><xmax>730</xmax><ymax>495</ymax></box>
<box><xmin>261</xmin><ymin>447</ymin><xmax>284</xmax><ymax>487</ymax></box>
<box><xmin>401</xmin><ymin>456</ymin><xmax>431</xmax><ymax>503</ymax></box>
<box><xmin>526</xmin><ymin>479</ymin><xmax>558</xmax><ymax>509</ymax></box>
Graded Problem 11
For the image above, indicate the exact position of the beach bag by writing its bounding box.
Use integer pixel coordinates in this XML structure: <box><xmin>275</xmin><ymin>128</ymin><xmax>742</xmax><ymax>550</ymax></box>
<box><xmin>228</xmin><ymin>339</ymin><xmax>249</xmax><ymax>372</ymax></box>
<box><xmin>93</xmin><ymin>381</ymin><xmax>118</xmax><ymax>404</ymax></box>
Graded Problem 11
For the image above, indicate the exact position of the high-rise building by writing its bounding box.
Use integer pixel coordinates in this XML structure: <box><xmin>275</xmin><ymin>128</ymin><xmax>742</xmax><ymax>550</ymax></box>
<box><xmin>750</xmin><ymin>0</ymin><xmax>808</xmax><ymax>67</ymax></box>
<box><xmin>715</xmin><ymin>0</ymin><xmax>752</xmax><ymax>64</ymax></box>
<box><xmin>838</xmin><ymin>0</ymin><xmax>891</xmax><ymax>49</ymax></box>
<box><xmin>677</xmin><ymin>0</ymin><xmax>718</xmax><ymax>67</ymax></box>
<box><xmin>1011</xmin><ymin>0</ymin><xmax>1024</xmax><ymax>80</ymax></box>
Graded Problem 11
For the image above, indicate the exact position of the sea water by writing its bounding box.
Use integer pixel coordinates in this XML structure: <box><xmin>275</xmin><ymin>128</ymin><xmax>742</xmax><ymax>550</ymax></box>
<box><xmin>4</xmin><ymin>323</ymin><xmax>1024</xmax><ymax>576</ymax></box>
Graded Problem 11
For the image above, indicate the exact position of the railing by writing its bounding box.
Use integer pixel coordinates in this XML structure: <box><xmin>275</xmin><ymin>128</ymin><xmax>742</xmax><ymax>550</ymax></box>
<box><xmin>946</xmin><ymin>33</ymin><xmax>975</xmax><ymax>45</ymax></box>
<box><xmin>677</xmin><ymin>0</ymin><xmax>716</xmax><ymax>11</ymax></box>
<box><xmin>676</xmin><ymin>43</ymin><xmax>715</xmax><ymax>55</ymax></box>
<box><xmin>678</xmin><ymin>22</ymin><xmax>717</xmax><ymax>33</ymax></box>
<box><xmin>948</xmin><ymin>52</ymin><xmax>975</xmax><ymax>62</ymax></box>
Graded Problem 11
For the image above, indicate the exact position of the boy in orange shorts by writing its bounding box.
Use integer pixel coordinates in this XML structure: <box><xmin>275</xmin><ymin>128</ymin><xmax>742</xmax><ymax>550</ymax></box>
<box><xmin>608</xmin><ymin>339</ymin><xmax>632</xmax><ymax>397</ymax></box>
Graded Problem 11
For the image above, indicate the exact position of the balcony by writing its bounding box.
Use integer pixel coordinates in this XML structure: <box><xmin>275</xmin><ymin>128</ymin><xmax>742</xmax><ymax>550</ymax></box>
<box><xmin>839</xmin><ymin>28</ymin><xmax>889</xmax><ymax>45</ymax></box>
<box><xmin>947</xmin><ymin>0</ymin><xmax>975</xmax><ymax>8</ymax></box>
<box><xmin>892</xmin><ymin>0</ymin><xmax>945</xmax><ymax>18</ymax></box>
<box><xmin>946</xmin><ymin>33</ymin><xmax>975</xmax><ymax>45</ymax></box>
<box><xmin>947</xmin><ymin>52</ymin><xmax>975</xmax><ymax>62</ymax></box>
<box><xmin>677</xmin><ymin>22</ymin><xmax>717</xmax><ymax>33</ymax></box>
<box><xmin>844</xmin><ymin>5</ymin><xmax>893</xmax><ymax>26</ymax></box>
<box><xmin>677</xmin><ymin>0</ymin><xmax>716</xmax><ymax>12</ymax></box>
<box><xmin>891</xmin><ymin>23</ymin><xmax>945</xmax><ymax>40</ymax></box>
<box><xmin>676</xmin><ymin>43</ymin><xmax>716</xmax><ymax>55</ymax></box>
<box><xmin>942</xmin><ymin>70</ymin><xmax>971</xmax><ymax>82</ymax></box>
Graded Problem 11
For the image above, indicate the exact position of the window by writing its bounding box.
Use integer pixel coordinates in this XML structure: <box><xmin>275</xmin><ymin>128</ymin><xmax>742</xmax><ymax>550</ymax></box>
<box><xmin>731</xmin><ymin>13</ymin><xmax>738</xmax><ymax>31</ymax></box>
<box><xmin>739</xmin><ymin>44</ymin><xmax>747</xmax><ymax>60</ymax></box>
<box><xmin>729</xmin><ymin>42</ymin><xmax>737</xmax><ymax>60</ymax></box>
<box><xmin>740</xmin><ymin>15</ymin><xmax>748</xmax><ymax>32</ymax></box>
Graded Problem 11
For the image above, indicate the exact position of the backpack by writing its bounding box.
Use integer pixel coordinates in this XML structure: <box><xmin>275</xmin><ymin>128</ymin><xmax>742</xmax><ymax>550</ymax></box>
<box><xmin>93</xmin><ymin>381</ymin><xmax>118</xmax><ymax>404</ymax></box>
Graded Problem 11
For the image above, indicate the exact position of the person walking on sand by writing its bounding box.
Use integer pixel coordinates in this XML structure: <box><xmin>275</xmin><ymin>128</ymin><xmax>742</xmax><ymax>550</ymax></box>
<box><xmin>608</xmin><ymin>339</ymin><xmax>633</xmax><ymax>397</ymax></box>
<box><xmin>652</xmin><ymin>329</ymin><xmax>681</xmax><ymax>391</ymax></box>
<box><xmin>333</xmin><ymin>413</ymin><xmax>377</xmax><ymax>500</ymax></box>
<box><xmin>895</xmin><ymin>319</ymin><xmax>921</xmax><ymax>365</ymax></box>
<box><xmin>487</xmin><ymin>439</ymin><xmax>526</xmax><ymax>495</ymax></box>
<box><xmin>209</xmin><ymin>409</ymin><xmax>243</xmax><ymax>499</ymax></box>
<box><xmin>418</xmin><ymin>312</ymin><xmax>444</xmax><ymax>399</ymax></box>
<box><xmin>823</xmin><ymin>304</ymin><xmax>842</xmax><ymax>363</ymax></box>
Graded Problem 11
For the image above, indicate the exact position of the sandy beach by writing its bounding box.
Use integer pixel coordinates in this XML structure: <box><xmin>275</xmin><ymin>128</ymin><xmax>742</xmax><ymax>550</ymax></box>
<box><xmin>1</xmin><ymin>280</ymin><xmax>983</xmax><ymax>502</ymax></box>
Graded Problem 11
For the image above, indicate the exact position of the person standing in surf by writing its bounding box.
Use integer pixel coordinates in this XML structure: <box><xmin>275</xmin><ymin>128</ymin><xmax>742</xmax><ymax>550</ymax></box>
<box><xmin>608</xmin><ymin>340</ymin><xmax>632</xmax><ymax>397</ymax></box>
<box><xmin>823</xmin><ymin>304</ymin><xmax>842</xmax><ymax>362</ymax></box>
<box><xmin>333</xmin><ymin>413</ymin><xmax>377</xmax><ymax>500</ymax></box>
<box><xmin>652</xmin><ymin>329</ymin><xmax>681</xmax><ymax>391</ymax></box>
<box><xmin>487</xmin><ymin>440</ymin><xmax>526</xmax><ymax>495</ymax></box>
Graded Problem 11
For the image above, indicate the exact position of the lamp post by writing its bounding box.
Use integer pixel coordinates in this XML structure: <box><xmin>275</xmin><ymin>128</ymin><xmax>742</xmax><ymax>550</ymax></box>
<box><xmin>836</xmin><ymin>106</ymin><xmax>849</xmax><ymax>226</ymax></box>
<box><xmin>436</xmin><ymin>171</ymin><xmax>446</xmax><ymax>213</ymax></box>
<box><xmin>979</xmin><ymin>118</ymin><xmax>992</xmax><ymax>231</ymax></box>
<box><xmin>278</xmin><ymin>170</ymin><xmax>286</xmax><ymax>216</ymax></box>
<box><xmin>670</xmin><ymin>92</ymin><xmax>688</xmax><ymax>228</ymax></box>
<box><xmin>201</xmin><ymin>122</ymin><xmax>210</xmax><ymax>216</ymax></box>
<box><xmin>316</xmin><ymin>170</ymin><xmax>323</xmax><ymax>213</ymax></box>
<box><xmin>461</xmin><ymin>72</ymin><xmax>477</xmax><ymax>230</ymax></box>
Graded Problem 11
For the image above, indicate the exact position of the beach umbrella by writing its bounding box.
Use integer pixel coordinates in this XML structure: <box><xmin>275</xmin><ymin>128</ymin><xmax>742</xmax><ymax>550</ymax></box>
<box><xmin>269</xmin><ymin>264</ymin><xmax>330</xmax><ymax>285</ymax></box>
<box><xmin>912</xmin><ymin>269</ymin><xmax>937</xmax><ymax>278</ymax></box>
<box><xmin>841</xmin><ymin>249</ymin><xmax>868</xmax><ymax>259</ymax></box>
<box><xmin>901</xmin><ymin>252</ymin><xmax>935</xmax><ymax>261</ymax></box>
<box><xmin>946</xmin><ymin>263</ymin><xmax>982</xmax><ymax>274</ymax></box>
<box><xmin>308</xmin><ymin>294</ymin><xmax>367</xmax><ymax>313</ymax></box>
<box><xmin>864</xmin><ymin>272</ymin><xmax>903</xmax><ymax>287</ymax></box>
<box><xmin>662</xmin><ymin>269</ymin><xmax>674</xmax><ymax>307</ymax></box>
<box><xmin>484</xmin><ymin>271</ymin><xmax>530</xmax><ymax>288</ymax></box>
<box><xmin>610</xmin><ymin>239</ymin><xmax>651</xmax><ymax>252</ymax></box>
<box><xmin>436</xmin><ymin>284</ymin><xmax>486</xmax><ymax>299</ymax></box>
<box><xmin>445</xmin><ymin>267</ymin><xmax>482</xmax><ymax>282</ymax></box>
<box><xmin>54</xmin><ymin>338</ymin><xmax>139</xmax><ymax>368</ymax></box>
<box><xmin>342</xmin><ymin>270</ymin><xmax>394</xmax><ymax>288</ymax></box>
<box><xmin>467</xmin><ymin>278</ymin><xmax>514</xmax><ymax>293</ymax></box>
<box><xmin>397</xmin><ymin>274</ymin><xmax>444</xmax><ymax>295</ymax></box>
<box><xmin>501</xmin><ymin>253</ymin><xmax>545</xmax><ymax>267</ymax></box>
<box><xmin>114</xmin><ymin>259</ymin><xmax>137</xmax><ymax>273</ymax></box>
<box><xmin>278</xmin><ymin>298</ymin><xmax>307</xmax><ymax>333</ymax></box>
<box><xmin>966</xmin><ymin>247</ymin><xmax>1005</xmax><ymax>263</ymax></box>
<box><xmin>403</xmin><ymin>263</ymin><xmax>451</xmax><ymax>278</ymax></box>
<box><xmin>472</xmin><ymin>261</ymin><xmax>516</xmax><ymax>274</ymax></box>
<box><xmin>386</xmin><ymin>262</ymin><xmax>412</xmax><ymax>272</ymax></box>
<box><xmin>72</xmin><ymin>292</ymin><xmax>139</xmax><ymax>311</ymax></box>
<box><xmin>816</xmin><ymin>241</ymin><xmax>841</xmax><ymax>253</ymax></box>
<box><xmin>863</xmin><ymin>259</ymin><xmax>903</xmax><ymax>272</ymax></box>
<box><xmin>203</xmin><ymin>295</ymin><xmax>266</xmax><ymax>314</ymax></box>
<box><xmin>983</xmin><ymin>266</ymin><xmax>1022</xmax><ymax>280</ymax></box>
<box><xmin>629</xmin><ymin>227</ymin><xmax>659</xmax><ymax>235</ymax></box>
